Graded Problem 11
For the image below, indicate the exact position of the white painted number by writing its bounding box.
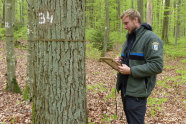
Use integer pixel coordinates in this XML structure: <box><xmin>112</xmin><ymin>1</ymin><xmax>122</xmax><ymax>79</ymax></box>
<box><xmin>39</xmin><ymin>12</ymin><xmax>46</xmax><ymax>24</ymax></box>
<box><xmin>27</xmin><ymin>28</ymin><xmax>30</xmax><ymax>35</ymax></box>
<box><xmin>5</xmin><ymin>22</ymin><xmax>10</xmax><ymax>28</ymax></box>
<box><xmin>39</xmin><ymin>11</ymin><xmax>54</xmax><ymax>25</ymax></box>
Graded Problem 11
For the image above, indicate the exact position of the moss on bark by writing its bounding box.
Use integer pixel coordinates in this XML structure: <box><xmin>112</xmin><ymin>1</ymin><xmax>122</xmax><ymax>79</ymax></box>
<box><xmin>23</xmin><ymin>83</ymin><xmax>32</xmax><ymax>101</ymax></box>
<box><xmin>5</xmin><ymin>78</ymin><xmax>22</xmax><ymax>94</ymax></box>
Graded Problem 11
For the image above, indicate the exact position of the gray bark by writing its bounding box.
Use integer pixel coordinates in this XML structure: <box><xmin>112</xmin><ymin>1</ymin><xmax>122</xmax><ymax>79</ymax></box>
<box><xmin>117</xmin><ymin>0</ymin><xmax>121</xmax><ymax>32</ymax></box>
<box><xmin>5</xmin><ymin>0</ymin><xmax>21</xmax><ymax>93</ymax></box>
<box><xmin>32</xmin><ymin>0</ymin><xmax>87</xmax><ymax>123</ymax></box>
<box><xmin>1</xmin><ymin>0</ymin><xmax>5</xmax><ymax>27</ymax></box>
<box><xmin>162</xmin><ymin>0</ymin><xmax>170</xmax><ymax>43</ymax></box>
<box><xmin>102</xmin><ymin>0</ymin><xmax>109</xmax><ymax>57</ymax></box>
<box><xmin>156</xmin><ymin>0</ymin><xmax>160</xmax><ymax>34</ymax></box>
<box><xmin>146</xmin><ymin>0</ymin><xmax>153</xmax><ymax>26</ymax></box>
<box><xmin>22</xmin><ymin>0</ymin><xmax>24</xmax><ymax>24</ymax></box>
<box><xmin>23</xmin><ymin>0</ymin><xmax>34</xmax><ymax>101</ymax></box>
<box><xmin>137</xmin><ymin>0</ymin><xmax>143</xmax><ymax>23</ymax></box>
<box><xmin>132</xmin><ymin>0</ymin><xmax>134</xmax><ymax>8</ymax></box>
<box><xmin>175</xmin><ymin>0</ymin><xmax>181</xmax><ymax>46</ymax></box>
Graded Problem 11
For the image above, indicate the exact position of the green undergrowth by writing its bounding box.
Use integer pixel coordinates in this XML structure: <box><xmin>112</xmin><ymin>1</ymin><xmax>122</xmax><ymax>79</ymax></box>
<box><xmin>87</xmin><ymin>83</ymin><xmax>117</xmax><ymax>123</ymax></box>
<box><xmin>86</xmin><ymin>42</ymin><xmax>101</xmax><ymax>59</ymax></box>
<box><xmin>180</xmin><ymin>58</ymin><xmax>186</xmax><ymax>64</ymax></box>
<box><xmin>148</xmin><ymin>97</ymin><xmax>168</xmax><ymax>116</ymax></box>
<box><xmin>22</xmin><ymin>83</ymin><xmax>32</xmax><ymax>102</ymax></box>
<box><xmin>149</xmin><ymin>37</ymin><xmax>186</xmax><ymax>117</ymax></box>
<box><xmin>8</xmin><ymin>116</ymin><xmax>16</xmax><ymax>123</ymax></box>
<box><xmin>101</xmin><ymin>114</ymin><xmax>117</xmax><ymax>123</ymax></box>
<box><xmin>0</xmin><ymin>25</ymin><xmax>27</xmax><ymax>41</ymax></box>
<box><xmin>164</xmin><ymin>65</ymin><xmax>177</xmax><ymax>70</ymax></box>
<box><xmin>14</xmin><ymin>25</ymin><xmax>27</xmax><ymax>41</ymax></box>
<box><xmin>88</xmin><ymin>114</ymin><xmax>117</xmax><ymax>124</ymax></box>
<box><xmin>87</xmin><ymin>83</ymin><xmax>116</xmax><ymax>100</ymax></box>
<box><xmin>164</xmin><ymin>37</ymin><xmax>186</xmax><ymax>58</ymax></box>
<box><xmin>0</xmin><ymin>28</ymin><xmax>6</xmax><ymax>40</ymax></box>
<box><xmin>162</xmin><ymin>66</ymin><xmax>185</xmax><ymax>86</ymax></box>
<box><xmin>15</xmin><ymin>43</ymin><xmax>28</xmax><ymax>50</ymax></box>
<box><xmin>87</xmin><ymin>82</ymin><xmax>107</xmax><ymax>93</ymax></box>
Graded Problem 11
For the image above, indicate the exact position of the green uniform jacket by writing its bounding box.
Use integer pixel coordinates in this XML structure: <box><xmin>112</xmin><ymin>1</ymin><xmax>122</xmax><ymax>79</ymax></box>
<box><xmin>117</xmin><ymin>25</ymin><xmax>163</xmax><ymax>97</ymax></box>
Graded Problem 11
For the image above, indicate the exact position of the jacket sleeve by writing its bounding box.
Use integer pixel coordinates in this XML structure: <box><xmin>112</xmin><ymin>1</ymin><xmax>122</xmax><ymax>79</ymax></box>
<box><xmin>130</xmin><ymin>37</ymin><xmax>163</xmax><ymax>78</ymax></box>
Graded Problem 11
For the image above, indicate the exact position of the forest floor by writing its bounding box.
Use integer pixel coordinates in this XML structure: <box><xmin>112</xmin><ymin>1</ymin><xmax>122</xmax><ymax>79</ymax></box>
<box><xmin>0</xmin><ymin>41</ymin><xmax>185</xmax><ymax>124</ymax></box>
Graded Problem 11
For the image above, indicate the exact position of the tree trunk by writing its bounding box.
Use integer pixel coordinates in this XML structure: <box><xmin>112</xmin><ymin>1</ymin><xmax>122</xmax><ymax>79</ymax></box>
<box><xmin>132</xmin><ymin>0</ymin><xmax>134</xmax><ymax>8</ymax></box>
<box><xmin>5</xmin><ymin>0</ymin><xmax>21</xmax><ymax>93</ymax></box>
<box><xmin>32</xmin><ymin>0</ymin><xmax>87</xmax><ymax>123</ymax></box>
<box><xmin>175</xmin><ymin>0</ymin><xmax>181</xmax><ymax>46</ymax></box>
<box><xmin>22</xmin><ymin>0</ymin><xmax>24</xmax><ymax>25</ymax></box>
<box><xmin>162</xmin><ymin>0</ymin><xmax>170</xmax><ymax>43</ymax></box>
<box><xmin>102</xmin><ymin>0</ymin><xmax>109</xmax><ymax>57</ymax></box>
<box><xmin>20</xmin><ymin>0</ymin><xmax>21</xmax><ymax>24</ymax></box>
<box><xmin>23</xmin><ymin>0</ymin><xmax>34</xmax><ymax>102</ymax></box>
<box><xmin>137</xmin><ymin>0</ymin><xmax>143</xmax><ymax>23</ymax></box>
<box><xmin>117</xmin><ymin>0</ymin><xmax>121</xmax><ymax>32</ymax></box>
<box><xmin>1</xmin><ymin>0</ymin><xmax>5</xmax><ymax>27</ymax></box>
<box><xmin>146</xmin><ymin>0</ymin><xmax>153</xmax><ymax>26</ymax></box>
<box><xmin>156</xmin><ymin>0</ymin><xmax>160</xmax><ymax>34</ymax></box>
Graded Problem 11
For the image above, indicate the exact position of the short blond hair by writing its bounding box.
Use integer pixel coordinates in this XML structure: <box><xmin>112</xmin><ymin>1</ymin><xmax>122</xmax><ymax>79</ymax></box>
<box><xmin>120</xmin><ymin>9</ymin><xmax>141</xmax><ymax>24</ymax></box>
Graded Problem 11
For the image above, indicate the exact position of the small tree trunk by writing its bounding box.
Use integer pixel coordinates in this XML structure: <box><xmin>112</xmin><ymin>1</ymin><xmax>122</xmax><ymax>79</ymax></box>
<box><xmin>23</xmin><ymin>0</ymin><xmax>34</xmax><ymax>101</ymax></box>
<box><xmin>117</xmin><ymin>0</ymin><xmax>121</xmax><ymax>32</ymax></box>
<box><xmin>1</xmin><ymin>0</ymin><xmax>5</xmax><ymax>27</ymax></box>
<box><xmin>132</xmin><ymin>0</ymin><xmax>134</xmax><ymax>8</ymax></box>
<box><xmin>162</xmin><ymin>0</ymin><xmax>170</xmax><ymax>43</ymax></box>
<box><xmin>156</xmin><ymin>0</ymin><xmax>160</xmax><ymax>34</ymax></box>
<box><xmin>22</xmin><ymin>0</ymin><xmax>24</xmax><ymax>25</ymax></box>
<box><xmin>20</xmin><ymin>0</ymin><xmax>21</xmax><ymax>24</ymax></box>
<box><xmin>137</xmin><ymin>0</ymin><xmax>143</xmax><ymax>23</ymax></box>
<box><xmin>102</xmin><ymin>0</ymin><xmax>109</xmax><ymax>57</ymax></box>
<box><xmin>5</xmin><ymin>0</ymin><xmax>21</xmax><ymax>93</ymax></box>
<box><xmin>175</xmin><ymin>0</ymin><xmax>181</xmax><ymax>46</ymax></box>
<box><xmin>146</xmin><ymin>0</ymin><xmax>153</xmax><ymax>26</ymax></box>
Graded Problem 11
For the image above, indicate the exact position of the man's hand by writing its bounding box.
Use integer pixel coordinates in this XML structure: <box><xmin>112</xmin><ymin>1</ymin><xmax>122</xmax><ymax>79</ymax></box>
<box><xmin>118</xmin><ymin>64</ymin><xmax>131</xmax><ymax>75</ymax></box>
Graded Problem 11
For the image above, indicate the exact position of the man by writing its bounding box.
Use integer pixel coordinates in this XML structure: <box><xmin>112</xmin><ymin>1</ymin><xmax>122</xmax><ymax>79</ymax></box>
<box><xmin>115</xmin><ymin>9</ymin><xmax>163</xmax><ymax>124</ymax></box>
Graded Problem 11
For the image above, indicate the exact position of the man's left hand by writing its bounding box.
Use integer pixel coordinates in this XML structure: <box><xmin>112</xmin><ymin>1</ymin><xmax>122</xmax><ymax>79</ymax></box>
<box><xmin>118</xmin><ymin>64</ymin><xmax>131</xmax><ymax>75</ymax></box>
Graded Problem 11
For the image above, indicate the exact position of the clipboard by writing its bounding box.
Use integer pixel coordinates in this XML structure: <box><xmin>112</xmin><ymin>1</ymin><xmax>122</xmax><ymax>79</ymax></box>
<box><xmin>100</xmin><ymin>57</ymin><xmax>121</xmax><ymax>71</ymax></box>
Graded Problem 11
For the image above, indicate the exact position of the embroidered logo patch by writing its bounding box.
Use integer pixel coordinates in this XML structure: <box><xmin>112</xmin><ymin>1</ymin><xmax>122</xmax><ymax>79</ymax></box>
<box><xmin>152</xmin><ymin>42</ymin><xmax>159</xmax><ymax>51</ymax></box>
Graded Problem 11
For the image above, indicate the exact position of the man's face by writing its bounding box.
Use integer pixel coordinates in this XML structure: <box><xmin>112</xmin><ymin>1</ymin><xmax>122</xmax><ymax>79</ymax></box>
<box><xmin>122</xmin><ymin>16</ymin><xmax>138</xmax><ymax>34</ymax></box>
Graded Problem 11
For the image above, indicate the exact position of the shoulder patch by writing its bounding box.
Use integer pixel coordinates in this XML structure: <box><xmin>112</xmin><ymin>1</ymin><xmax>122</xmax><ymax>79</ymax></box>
<box><xmin>152</xmin><ymin>41</ymin><xmax>159</xmax><ymax>51</ymax></box>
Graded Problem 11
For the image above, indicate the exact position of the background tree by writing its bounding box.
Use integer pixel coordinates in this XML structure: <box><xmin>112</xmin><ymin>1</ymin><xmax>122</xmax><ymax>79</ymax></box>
<box><xmin>175</xmin><ymin>0</ymin><xmax>181</xmax><ymax>46</ymax></box>
<box><xmin>155</xmin><ymin>0</ymin><xmax>160</xmax><ymax>34</ymax></box>
<box><xmin>19</xmin><ymin>0</ymin><xmax>24</xmax><ymax>25</ymax></box>
<box><xmin>132</xmin><ymin>0</ymin><xmax>134</xmax><ymax>8</ymax></box>
<box><xmin>1</xmin><ymin>0</ymin><xmax>5</xmax><ymax>27</ymax></box>
<box><xmin>5</xmin><ymin>0</ymin><xmax>21</xmax><ymax>93</ymax></box>
<box><xmin>137</xmin><ymin>0</ymin><xmax>143</xmax><ymax>23</ymax></box>
<box><xmin>162</xmin><ymin>0</ymin><xmax>171</xmax><ymax>43</ymax></box>
<box><xmin>23</xmin><ymin>0</ymin><xmax>34</xmax><ymax>101</ymax></box>
<box><xmin>146</xmin><ymin>0</ymin><xmax>153</xmax><ymax>26</ymax></box>
<box><xmin>102</xmin><ymin>0</ymin><xmax>109</xmax><ymax>57</ymax></box>
<box><xmin>32</xmin><ymin>0</ymin><xmax>87</xmax><ymax>123</ymax></box>
<box><xmin>117</xmin><ymin>0</ymin><xmax>121</xmax><ymax>32</ymax></box>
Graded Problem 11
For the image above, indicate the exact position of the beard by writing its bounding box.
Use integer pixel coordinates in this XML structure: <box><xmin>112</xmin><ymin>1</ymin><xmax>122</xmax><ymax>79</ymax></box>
<box><xmin>129</xmin><ymin>22</ymin><xmax>138</xmax><ymax>34</ymax></box>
